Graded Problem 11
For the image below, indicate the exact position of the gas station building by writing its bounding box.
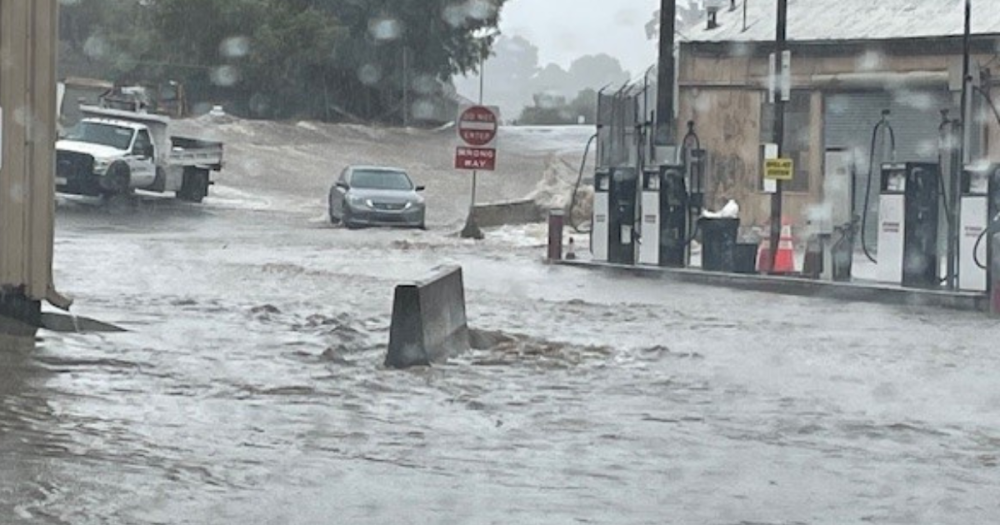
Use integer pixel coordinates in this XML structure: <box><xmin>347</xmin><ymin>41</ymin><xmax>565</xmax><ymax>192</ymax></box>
<box><xmin>676</xmin><ymin>0</ymin><xmax>1000</xmax><ymax>229</ymax></box>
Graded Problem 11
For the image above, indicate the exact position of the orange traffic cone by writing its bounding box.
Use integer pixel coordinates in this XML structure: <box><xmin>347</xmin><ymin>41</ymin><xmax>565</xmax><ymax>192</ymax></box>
<box><xmin>772</xmin><ymin>223</ymin><xmax>796</xmax><ymax>274</ymax></box>
<box><xmin>756</xmin><ymin>219</ymin><xmax>796</xmax><ymax>274</ymax></box>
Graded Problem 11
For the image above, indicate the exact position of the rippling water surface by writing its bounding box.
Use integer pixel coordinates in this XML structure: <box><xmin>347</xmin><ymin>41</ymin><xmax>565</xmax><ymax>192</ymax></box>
<box><xmin>1</xmin><ymin>201</ymin><xmax>998</xmax><ymax>524</ymax></box>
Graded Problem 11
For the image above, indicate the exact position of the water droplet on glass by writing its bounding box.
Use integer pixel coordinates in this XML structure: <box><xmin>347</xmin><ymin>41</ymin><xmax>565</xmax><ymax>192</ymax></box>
<box><xmin>249</xmin><ymin>93</ymin><xmax>271</xmax><ymax>117</ymax></box>
<box><xmin>83</xmin><ymin>35</ymin><xmax>108</xmax><ymax>59</ymax></box>
<box><xmin>442</xmin><ymin>5</ymin><xmax>468</xmax><ymax>28</ymax></box>
<box><xmin>412</xmin><ymin>99</ymin><xmax>437</xmax><ymax>121</ymax></box>
<box><xmin>412</xmin><ymin>75</ymin><xmax>438</xmax><ymax>96</ymax></box>
<box><xmin>465</xmin><ymin>0</ymin><xmax>498</xmax><ymax>21</ymax></box>
<box><xmin>220</xmin><ymin>36</ymin><xmax>251</xmax><ymax>59</ymax></box>
<box><xmin>358</xmin><ymin>64</ymin><xmax>382</xmax><ymax>86</ymax></box>
<box><xmin>856</xmin><ymin>50</ymin><xmax>885</xmax><ymax>72</ymax></box>
<box><xmin>211</xmin><ymin>66</ymin><xmax>241</xmax><ymax>87</ymax></box>
<box><xmin>369</xmin><ymin>17</ymin><xmax>403</xmax><ymax>42</ymax></box>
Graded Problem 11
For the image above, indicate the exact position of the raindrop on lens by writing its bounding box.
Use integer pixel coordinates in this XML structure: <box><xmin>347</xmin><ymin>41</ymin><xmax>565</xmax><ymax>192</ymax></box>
<box><xmin>220</xmin><ymin>36</ymin><xmax>251</xmax><ymax>59</ymax></box>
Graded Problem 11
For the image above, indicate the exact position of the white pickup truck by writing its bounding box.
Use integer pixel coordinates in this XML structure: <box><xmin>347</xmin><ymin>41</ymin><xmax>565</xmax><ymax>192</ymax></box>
<box><xmin>56</xmin><ymin>106</ymin><xmax>223</xmax><ymax>203</ymax></box>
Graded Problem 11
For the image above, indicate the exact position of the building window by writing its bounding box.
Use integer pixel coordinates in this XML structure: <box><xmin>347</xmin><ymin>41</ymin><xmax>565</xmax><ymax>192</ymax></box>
<box><xmin>761</xmin><ymin>91</ymin><xmax>811</xmax><ymax>192</ymax></box>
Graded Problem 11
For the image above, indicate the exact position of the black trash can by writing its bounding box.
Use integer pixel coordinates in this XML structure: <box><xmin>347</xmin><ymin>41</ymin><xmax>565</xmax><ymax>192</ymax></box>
<box><xmin>734</xmin><ymin>242</ymin><xmax>759</xmax><ymax>274</ymax></box>
<box><xmin>699</xmin><ymin>218</ymin><xmax>739</xmax><ymax>272</ymax></box>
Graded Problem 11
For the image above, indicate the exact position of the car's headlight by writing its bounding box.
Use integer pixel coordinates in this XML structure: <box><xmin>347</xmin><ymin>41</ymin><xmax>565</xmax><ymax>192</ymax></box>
<box><xmin>348</xmin><ymin>195</ymin><xmax>365</xmax><ymax>206</ymax></box>
<box><xmin>365</xmin><ymin>199</ymin><xmax>375</xmax><ymax>208</ymax></box>
<box><xmin>93</xmin><ymin>159</ymin><xmax>112</xmax><ymax>174</ymax></box>
<box><xmin>404</xmin><ymin>201</ymin><xmax>414</xmax><ymax>210</ymax></box>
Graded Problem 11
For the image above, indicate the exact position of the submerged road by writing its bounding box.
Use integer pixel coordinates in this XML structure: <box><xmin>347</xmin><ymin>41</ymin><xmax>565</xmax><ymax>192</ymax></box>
<box><xmin>0</xmin><ymin>187</ymin><xmax>998</xmax><ymax>524</ymax></box>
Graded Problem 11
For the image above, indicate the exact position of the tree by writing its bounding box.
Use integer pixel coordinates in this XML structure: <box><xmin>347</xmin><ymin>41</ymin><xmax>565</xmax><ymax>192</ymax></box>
<box><xmin>454</xmin><ymin>34</ymin><xmax>539</xmax><ymax>118</ymax></box>
<box><xmin>517</xmin><ymin>87</ymin><xmax>598</xmax><ymax>126</ymax></box>
<box><xmin>57</xmin><ymin>0</ymin><xmax>511</xmax><ymax>122</ymax></box>
<box><xmin>528</xmin><ymin>55</ymin><xmax>630</xmax><ymax>103</ymax></box>
<box><xmin>566</xmin><ymin>54</ymin><xmax>631</xmax><ymax>93</ymax></box>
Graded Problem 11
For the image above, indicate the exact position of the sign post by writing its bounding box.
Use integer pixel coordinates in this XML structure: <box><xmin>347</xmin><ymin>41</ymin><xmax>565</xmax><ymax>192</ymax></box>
<box><xmin>768</xmin><ymin>0</ymin><xmax>789</xmax><ymax>274</ymax></box>
<box><xmin>456</xmin><ymin>104</ymin><xmax>500</xmax><ymax>239</ymax></box>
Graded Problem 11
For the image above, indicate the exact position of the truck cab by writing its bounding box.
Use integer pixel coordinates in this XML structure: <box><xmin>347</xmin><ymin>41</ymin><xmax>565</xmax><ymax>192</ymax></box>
<box><xmin>58</xmin><ymin>119</ymin><xmax>157</xmax><ymax>192</ymax></box>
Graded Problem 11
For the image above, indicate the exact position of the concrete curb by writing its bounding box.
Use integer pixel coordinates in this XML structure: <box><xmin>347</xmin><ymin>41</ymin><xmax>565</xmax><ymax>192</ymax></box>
<box><xmin>556</xmin><ymin>260</ymin><xmax>989</xmax><ymax>313</ymax></box>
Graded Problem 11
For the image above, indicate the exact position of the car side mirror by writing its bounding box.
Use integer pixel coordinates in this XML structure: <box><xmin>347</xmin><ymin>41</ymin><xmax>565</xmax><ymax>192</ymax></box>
<box><xmin>336</xmin><ymin>182</ymin><xmax>349</xmax><ymax>190</ymax></box>
<box><xmin>415</xmin><ymin>185</ymin><xmax>426</xmax><ymax>192</ymax></box>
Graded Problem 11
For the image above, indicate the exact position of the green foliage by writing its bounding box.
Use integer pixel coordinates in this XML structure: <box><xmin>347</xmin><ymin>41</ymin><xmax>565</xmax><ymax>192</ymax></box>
<box><xmin>59</xmin><ymin>0</ymin><xmax>508</xmax><ymax>122</ymax></box>
<box><xmin>517</xmin><ymin>88</ymin><xmax>598</xmax><ymax>126</ymax></box>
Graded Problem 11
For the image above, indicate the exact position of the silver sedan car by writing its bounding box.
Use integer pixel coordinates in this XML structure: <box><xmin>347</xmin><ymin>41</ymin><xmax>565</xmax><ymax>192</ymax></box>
<box><xmin>328</xmin><ymin>166</ymin><xmax>426</xmax><ymax>229</ymax></box>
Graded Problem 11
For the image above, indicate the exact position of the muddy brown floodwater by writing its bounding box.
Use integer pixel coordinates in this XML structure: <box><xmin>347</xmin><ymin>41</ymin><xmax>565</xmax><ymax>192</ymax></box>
<box><xmin>2</xmin><ymin>122</ymin><xmax>999</xmax><ymax>524</ymax></box>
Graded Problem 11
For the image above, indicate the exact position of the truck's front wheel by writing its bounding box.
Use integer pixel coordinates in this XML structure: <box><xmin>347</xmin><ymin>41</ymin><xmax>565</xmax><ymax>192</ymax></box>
<box><xmin>102</xmin><ymin>162</ymin><xmax>131</xmax><ymax>194</ymax></box>
<box><xmin>177</xmin><ymin>169</ymin><xmax>210</xmax><ymax>203</ymax></box>
<box><xmin>100</xmin><ymin>162</ymin><xmax>135</xmax><ymax>214</ymax></box>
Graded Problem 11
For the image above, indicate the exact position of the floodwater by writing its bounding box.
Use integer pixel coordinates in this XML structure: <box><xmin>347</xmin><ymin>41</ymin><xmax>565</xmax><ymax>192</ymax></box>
<box><xmin>2</xmin><ymin>122</ymin><xmax>1000</xmax><ymax>524</ymax></box>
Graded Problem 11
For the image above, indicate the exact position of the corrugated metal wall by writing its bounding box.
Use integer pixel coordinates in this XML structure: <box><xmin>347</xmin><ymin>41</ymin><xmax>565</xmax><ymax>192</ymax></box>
<box><xmin>825</xmin><ymin>89</ymin><xmax>958</xmax><ymax>252</ymax></box>
<box><xmin>0</xmin><ymin>0</ymin><xmax>58</xmax><ymax>303</ymax></box>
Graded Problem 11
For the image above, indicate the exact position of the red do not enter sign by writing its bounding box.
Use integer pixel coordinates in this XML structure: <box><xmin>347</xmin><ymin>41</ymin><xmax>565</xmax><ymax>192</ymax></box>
<box><xmin>457</xmin><ymin>105</ymin><xmax>499</xmax><ymax>147</ymax></box>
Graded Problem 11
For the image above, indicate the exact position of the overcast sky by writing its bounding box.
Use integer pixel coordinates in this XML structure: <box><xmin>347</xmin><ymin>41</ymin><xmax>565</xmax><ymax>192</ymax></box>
<box><xmin>498</xmin><ymin>0</ymin><xmax>660</xmax><ymax>77</ymax></box>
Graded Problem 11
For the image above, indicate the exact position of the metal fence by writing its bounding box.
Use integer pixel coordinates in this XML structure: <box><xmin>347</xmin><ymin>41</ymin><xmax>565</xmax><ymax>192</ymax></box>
<box><xmin>595</xmin><ymin>78</ymin><xmax>656</xmax><ymax>171</ymax></box>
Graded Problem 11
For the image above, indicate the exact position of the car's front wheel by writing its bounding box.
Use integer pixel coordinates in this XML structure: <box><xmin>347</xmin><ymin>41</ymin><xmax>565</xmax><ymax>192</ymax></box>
<box><xmin>328</xmin><ymin>194</ymin><xmax>341</xmax><ymax>225</ymax></box>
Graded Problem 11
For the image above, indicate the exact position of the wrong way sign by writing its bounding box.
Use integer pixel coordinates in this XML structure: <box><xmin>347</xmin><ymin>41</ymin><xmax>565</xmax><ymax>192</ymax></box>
<box><xmin>455</xmin><ymin>105</ymin><xmax>499</xmax><ymax>171</ymax></box>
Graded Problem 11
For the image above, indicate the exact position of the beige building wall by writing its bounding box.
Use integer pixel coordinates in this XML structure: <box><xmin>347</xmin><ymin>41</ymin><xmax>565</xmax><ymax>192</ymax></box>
<box><xmin>0</xmin><ymin>0</ymin><xmax>60</xmax><ymax>305</ymax></box>
<box><xmin>678</xmin><ymin>42</ymin><xmax>1000</xmax><ymax>228</ymax></box>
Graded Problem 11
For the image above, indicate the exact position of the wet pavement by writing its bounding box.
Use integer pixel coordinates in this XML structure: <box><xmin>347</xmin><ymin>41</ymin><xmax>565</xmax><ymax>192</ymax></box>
<box><xmin>2</xmin><ymin>120</ymin><xmax>1000</xmax><ymax>523</ymax></box>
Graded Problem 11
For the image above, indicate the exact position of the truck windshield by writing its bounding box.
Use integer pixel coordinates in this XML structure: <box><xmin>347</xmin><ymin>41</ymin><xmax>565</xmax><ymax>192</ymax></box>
<box><xmin>65</xmin><ymin>122</ymin><xmax>135</xmax><ymax>150</ymax></box>
<box><xmin>351</xmin><ymin>170</ymin><xmax>413</xmax><ymax>190</ymax></box>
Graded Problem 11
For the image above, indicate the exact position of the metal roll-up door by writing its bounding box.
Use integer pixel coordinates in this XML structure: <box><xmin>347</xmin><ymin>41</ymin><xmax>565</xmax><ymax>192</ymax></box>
<box><xmin>824</xmin><ymin>89</ymin><xmax>956</xmax><ymax>251</ymax></box>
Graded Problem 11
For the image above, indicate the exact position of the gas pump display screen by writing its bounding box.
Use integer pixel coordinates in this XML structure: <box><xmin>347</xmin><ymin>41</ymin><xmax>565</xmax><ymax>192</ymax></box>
<box><xmin>969</xmin><ymin>170</ymin><xmax>990</xmax><ymax>195</ymax></box>
<box><xmin>597</xmin><ymin>176</ymin><xmax>610</xmax><ymax>191</ymax></box>
<box><xmin>885</xmin><ymin>170</ymin><xmax>906</xmax><ymax>193</ymax></box>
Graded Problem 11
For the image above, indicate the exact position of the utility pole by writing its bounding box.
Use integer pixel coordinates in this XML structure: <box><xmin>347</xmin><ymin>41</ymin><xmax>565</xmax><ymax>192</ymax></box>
<box><xmin>769</xmin><ymin>0</ymin><xmax>788</xmax><ymax>273</ymax></box>
<box><xmin>950</xmin><ymin>0</ymin><xmax>972</xmax><ymax>290</ymax></box>
<box><xmin>460</xmin><ymin>42</ymin><xmax>487</xmax><ymax>240</ymax></box>
<box><xmin>472</xmin><ymin>49</ymin><xmax>485</xmax><ymax>208</ymax></box>
<box><xmin>402</xmin><ymin>47</ymin><xmax>410</xmax><ymax>128</ymax></box>
<box><xmin>654</xmin><ymin>0</ymin><xmax>677</xmax><ymax>152</ymax></box>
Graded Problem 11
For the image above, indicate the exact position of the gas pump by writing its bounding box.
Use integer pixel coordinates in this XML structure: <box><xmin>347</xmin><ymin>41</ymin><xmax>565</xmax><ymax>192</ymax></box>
<box><xmin>877</xmin><ymin>162</ymin><xmax>941</xmax><ymax>288</ymax></box>
<box><xmin>661</xmin><ymin>164</ymin><xmax>689</xmax><ymax>267</ymax></box>
<box><xmin>638</xmin><ymin>169</ymin><xmax>661</xmax><ymax>266</ymax></box>
<box><xmin>607</xmin><ymin>167</ymin><xmax>639</xmax><ymax>265</ymax></box>
<box><xmin>958</xmin><ymin>164</ymin><xmax>998</xmax><ymax>291</ymax></box>
<box><xmin>592</xmin><ymin>169</ymin><xmax>611</xmax><ymax>262</ymax></box>
<box><xmin>638</xmin><ymin>164</ymin><xmax>692</xmax><ymax>267</ymax></box>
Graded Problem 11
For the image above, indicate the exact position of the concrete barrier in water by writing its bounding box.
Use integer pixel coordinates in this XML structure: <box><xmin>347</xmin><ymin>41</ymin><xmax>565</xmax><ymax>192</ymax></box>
<box><xmin>471</xmin><ymin>199</ymin><xmax>544</xmax><ymax>228</ymax></box>
<box><xmin>385</xmin><ymin>266</ymin><xmax>470</xmax><ymax>369</ymax></box>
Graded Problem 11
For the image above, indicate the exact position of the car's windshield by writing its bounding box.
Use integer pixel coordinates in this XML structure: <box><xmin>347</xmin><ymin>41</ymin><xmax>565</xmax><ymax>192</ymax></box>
<box><xmin>65</xmin><ymin>122</ymin><xmax>135</xmax><ymax>150</ymax></box>
<box><xmin>350</xmin><ymin>169</ymin><xmax>413</xmax><ymax>190</ymax></box>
